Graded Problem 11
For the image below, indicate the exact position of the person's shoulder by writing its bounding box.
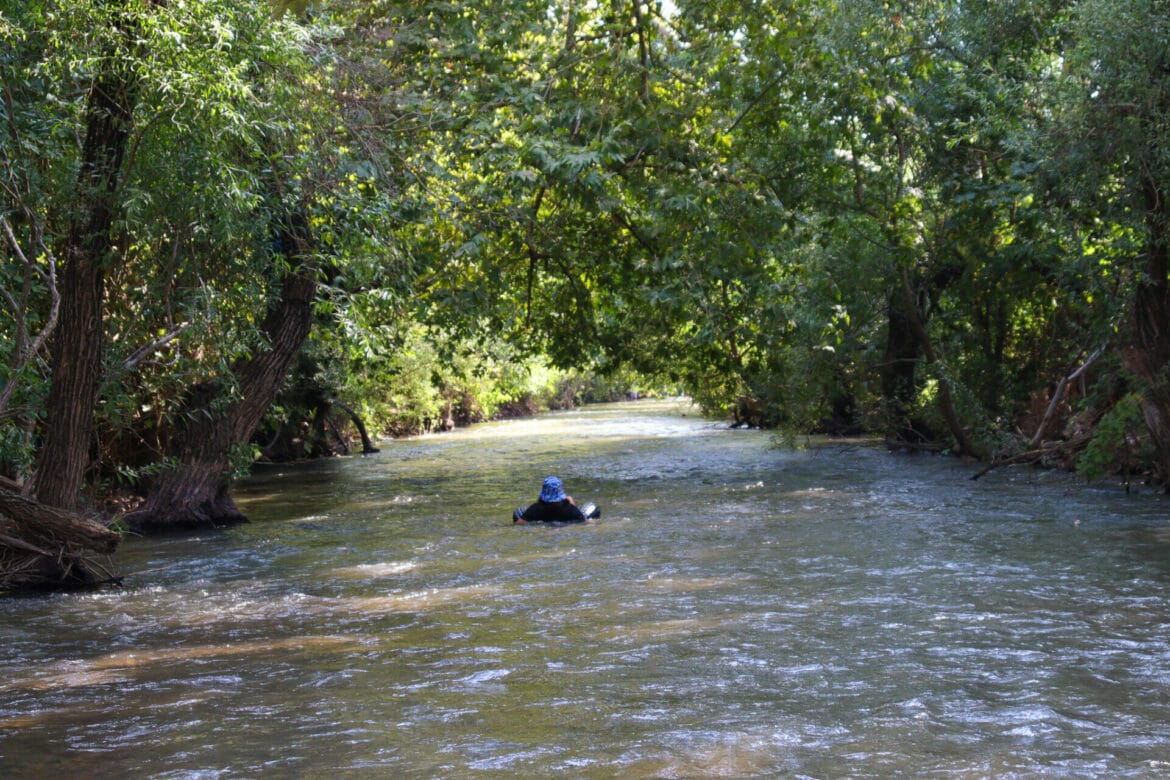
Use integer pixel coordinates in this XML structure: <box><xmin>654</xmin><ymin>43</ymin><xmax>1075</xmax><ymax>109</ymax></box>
<box><xmin>560</xmin><ymin>501</ymin><xmax>587</xmax><ymax>522</ymax></box>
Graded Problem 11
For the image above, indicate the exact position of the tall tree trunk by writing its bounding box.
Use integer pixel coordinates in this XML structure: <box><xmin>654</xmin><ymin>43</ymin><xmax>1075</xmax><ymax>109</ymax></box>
<box><xmin>896</xmin><ymin>265</ymin><xmax>982</xmax><ymax>458</ymax></box>
<box><xmin>1124</xmin><ymin>182</ymin><xmax>1170</xmax><ymax>485</ymax></box>
<box><xmin>33</xmin><ymin>63</ymin><xmax>135</xmax><ymax>510</ymax></box>
<box><xmin>124</xmin><ymin>243</ymin><xmax>318</xmax><ymax>532</ymax></box>
<box><xmin>881</xmin><ymin>287</ymin><xmax>923</xmax><ymax>442</ymax></box>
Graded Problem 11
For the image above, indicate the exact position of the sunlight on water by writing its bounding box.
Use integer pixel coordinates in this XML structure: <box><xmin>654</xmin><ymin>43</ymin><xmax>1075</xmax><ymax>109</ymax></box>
<box><xmin>2</xmin><ymin>636</ymin><xmax>360</xmax><ymax>693</ymax></box>
<box><xmin>331</xmin><ymin>560</ymin><xmax>418</xmax><ymax>578</ymax></box>
<box><xmin>4</xmin><ymin>399</ymin><xmax>1170</xmax><ymax>777</ymax></box>
<box><xmin>598</xmin><ymin>614</ymin><xmax>757</xmax><ymax>643</ymax></box>
<box><xmin>335</xmin><ymin>584</ymin><xmax>504</xmax><ymax>614</ymax></box>
<box><xmin>633</xmin><ymin>575</ymin><xmax>752</xmax><ymax>592</ymax></box>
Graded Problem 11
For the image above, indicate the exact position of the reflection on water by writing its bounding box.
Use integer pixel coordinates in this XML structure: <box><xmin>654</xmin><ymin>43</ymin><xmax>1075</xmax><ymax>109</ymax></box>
<box><xmin>4</xmin><ymin>399</ymin><xmax>1170</xmax><ymax>777</ymax></box>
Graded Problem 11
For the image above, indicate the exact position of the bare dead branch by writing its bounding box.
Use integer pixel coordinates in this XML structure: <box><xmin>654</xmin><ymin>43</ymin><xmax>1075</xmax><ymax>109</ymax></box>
<box><xmin>1029</xmin><ymin>344</ymin><xmax>1106</xmax><ymax>448</ymax></box>
<box><xmin>121</xmin><ymin>323</ymin><xmax>190</xmax><ymax>372</ymax></box>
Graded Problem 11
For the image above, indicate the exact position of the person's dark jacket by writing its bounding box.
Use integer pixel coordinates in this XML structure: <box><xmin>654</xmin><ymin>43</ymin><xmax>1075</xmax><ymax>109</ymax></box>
<box><xmin>517</xmin><ymin>499</ymin><xmax>586</xmax><ymax>524</ymax></box>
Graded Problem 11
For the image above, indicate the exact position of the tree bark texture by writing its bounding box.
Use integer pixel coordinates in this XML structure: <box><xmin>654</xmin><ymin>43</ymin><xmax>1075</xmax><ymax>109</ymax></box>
<box><xmin>0</xmin><ymin>488</ymin><xmax>120</xmax><ymax>554</ymax></box>
<box><xmin>124</xmin><ymin>260</ymin><xmax>318</xmax><ymax>532</ymax></box>
<box><xmin>33</xmin><ymin>53</ymin><xmax>135</xmax><ymax>510</ymax></box>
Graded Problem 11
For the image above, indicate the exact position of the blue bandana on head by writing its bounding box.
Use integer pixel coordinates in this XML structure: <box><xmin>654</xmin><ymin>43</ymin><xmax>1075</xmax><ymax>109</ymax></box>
<box><xmin>539</xmin><ymin>476</ymin><xmax>567</xmax><ymax>503</ymax></box>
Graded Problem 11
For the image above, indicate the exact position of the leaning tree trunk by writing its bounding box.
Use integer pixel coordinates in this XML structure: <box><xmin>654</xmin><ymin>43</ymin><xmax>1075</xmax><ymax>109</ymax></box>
<box><xmin>33</xmin><ymin>59</ymin><xmax>135</xmax><ymax>510</ymax></box>
<box><xmin>332</xmin><ymin>399</ymin><xmax>380</xmax><ymax>454</ymax></box>
<box><xmin>124</xmin><ymin>258</ymin><xmax>318</xmax><ymax>532</ymax></box>
<box><xmin>1124</xmin><ymin>182</ymin><xmax>1170</xmax><ymax>485</ymax></box>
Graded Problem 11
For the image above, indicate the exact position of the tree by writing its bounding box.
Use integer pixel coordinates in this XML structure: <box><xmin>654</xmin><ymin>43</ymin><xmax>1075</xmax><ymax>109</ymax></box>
<box><xmin>28</xmin><ymin>2</ymin><xmax>139</xmax><ymax>509</ymax></box>
<box><xmin>3</xmin><ymin>0</ymin><xmax>338</xmax><ymax>523</ymax></box>
<box><xmin>1050</xmin><ymin>0</ymin><xmax>1170</xmax><ymax>484</ymax></box>
<box><xmin>0</xmin><ymin>11</ymin><xmax>61</xmax><ymax>478</ymax></box>
<box><xmin>123</xmin><ymin>215</ymin><xmax>319</xmax><ymax>530</ymax></box>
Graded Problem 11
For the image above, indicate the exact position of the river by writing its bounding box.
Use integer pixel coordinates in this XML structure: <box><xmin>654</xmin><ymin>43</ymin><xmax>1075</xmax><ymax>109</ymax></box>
<box><xmin>4</xmin><ymin>399</ymin><xmax>1170</xmax><ymax>777</ymax></box>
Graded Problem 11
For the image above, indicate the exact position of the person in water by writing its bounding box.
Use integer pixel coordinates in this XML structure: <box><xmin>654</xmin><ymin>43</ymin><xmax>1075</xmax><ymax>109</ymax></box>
<box><xmin>514</xmin><ymin>476</ymin><xmax>588</xmax><ymax>524</ymax></box>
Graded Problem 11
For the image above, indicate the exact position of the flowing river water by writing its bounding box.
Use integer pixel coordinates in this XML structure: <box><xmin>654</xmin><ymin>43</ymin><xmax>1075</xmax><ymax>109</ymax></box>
<box><xmin>4</xmin><ymin>399</ymin><xmax>1170</xmax><ymax>778</ymax></box>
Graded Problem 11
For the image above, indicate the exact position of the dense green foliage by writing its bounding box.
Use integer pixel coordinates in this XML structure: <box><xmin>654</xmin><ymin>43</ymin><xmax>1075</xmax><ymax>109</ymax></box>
<box><xmin>4</xmin><ymin>0</ymin><xmax>1170</xmax><ymax>504</ymax></box>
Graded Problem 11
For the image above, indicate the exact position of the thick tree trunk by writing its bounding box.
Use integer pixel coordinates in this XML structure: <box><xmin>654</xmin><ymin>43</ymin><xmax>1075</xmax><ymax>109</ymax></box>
<box><xmin>33</xmin><ymin>65</ymin><xmax>135</xmax><ymax>510</ymax></box>
<box><xmin>124</xmin><ymin>381</ymin><xmax>244</xmax><ymax>530</ymax></box>
<box><xmin>124</xmin><ymin>258</ymin><xmax>318</xmax><ymax>532</ymax></box>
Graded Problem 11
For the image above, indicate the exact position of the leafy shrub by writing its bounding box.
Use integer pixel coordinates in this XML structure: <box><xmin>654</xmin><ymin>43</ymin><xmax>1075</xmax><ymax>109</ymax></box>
<box><xmin>1077</xmin><ymin>394</ymin><xmax>1150</xmax><ymax>482</ymax></box>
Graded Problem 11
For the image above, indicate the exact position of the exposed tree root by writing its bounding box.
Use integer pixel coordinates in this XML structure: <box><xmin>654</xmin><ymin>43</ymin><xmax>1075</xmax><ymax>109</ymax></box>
<box><xmin>0</xmin><ymin>483</ymin><xmax>123</xmax><ymax>592</ymax></box>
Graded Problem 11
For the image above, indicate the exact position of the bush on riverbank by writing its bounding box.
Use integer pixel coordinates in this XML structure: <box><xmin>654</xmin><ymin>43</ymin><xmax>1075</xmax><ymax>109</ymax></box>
<box><xmin>248</xmin><ymin>324</ymin><xmax>673</xmax><ymax>459</ymax></box>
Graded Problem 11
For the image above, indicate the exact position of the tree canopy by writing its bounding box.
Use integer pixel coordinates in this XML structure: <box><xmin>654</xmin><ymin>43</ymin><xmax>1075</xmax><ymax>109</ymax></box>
<box><xmin>3</xmin><ymin>0</ymin><xmax>1170</xmax><ymax>552</ymax></box>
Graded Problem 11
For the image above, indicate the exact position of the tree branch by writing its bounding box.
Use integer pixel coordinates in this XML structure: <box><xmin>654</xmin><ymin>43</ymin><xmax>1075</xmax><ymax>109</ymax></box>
<box><xmin>121</xmin><ymin>323</ymin><xmax>190</xmax><ymax>372</ymax></box>
<box><xmin>1029</xmin><ymin>344</ymin><xmax>1106</xmax><ymax>447</ymax></box>
<box><xmin>0</xmin><ymin>214</ymin><xmax>60</xmax><ymax>419</ymax></box>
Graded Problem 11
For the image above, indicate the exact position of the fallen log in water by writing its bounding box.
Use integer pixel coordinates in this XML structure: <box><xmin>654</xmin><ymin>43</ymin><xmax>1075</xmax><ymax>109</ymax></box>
<box><xmin>969</xmin><ymin>434</ymin><xmax>1093</xmax><ymax>482</ymax></box>
<box><xmin>0</xmin><ymin>485</ymin><xmax>122</xmax><ymax>591</ymax></box>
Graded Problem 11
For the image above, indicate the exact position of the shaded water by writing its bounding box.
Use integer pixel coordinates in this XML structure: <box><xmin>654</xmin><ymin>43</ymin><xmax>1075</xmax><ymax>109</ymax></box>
<box><xmin>4</xmin><ymin>399</ymin><xmax>1170</xmax><ymax>777</ymax></box>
